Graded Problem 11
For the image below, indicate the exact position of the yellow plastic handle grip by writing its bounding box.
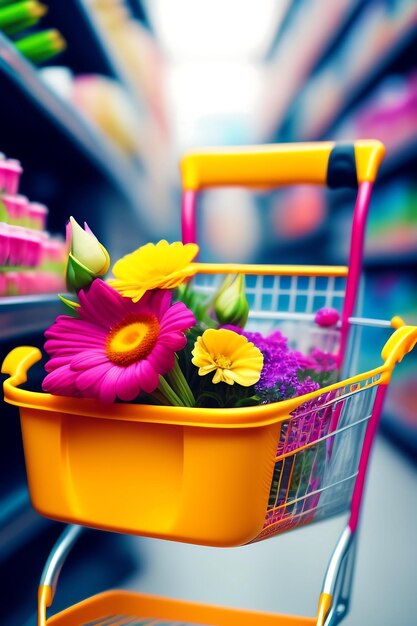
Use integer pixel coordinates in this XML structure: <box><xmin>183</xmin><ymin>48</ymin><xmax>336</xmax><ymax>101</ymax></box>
<box><xmin>1</xmin><ymin>346</ymin><xmax>42</xmax><ymax>388</ymax></box>
<box><xmin>180</xmin><ymin>140</ymin><xmax>385</xmax><ymax>190</ymax></box>
<box><xmin>381</xmin><ymin>325</ymin><xmax>417</xmax><ymax>368</ymax></box>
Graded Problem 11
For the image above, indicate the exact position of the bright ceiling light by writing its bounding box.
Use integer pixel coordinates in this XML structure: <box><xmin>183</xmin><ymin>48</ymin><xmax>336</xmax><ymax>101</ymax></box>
<box><xmin>144</xmin><ymin>0</ymin><xmax>290</xmax><ymax>61</ymax></box>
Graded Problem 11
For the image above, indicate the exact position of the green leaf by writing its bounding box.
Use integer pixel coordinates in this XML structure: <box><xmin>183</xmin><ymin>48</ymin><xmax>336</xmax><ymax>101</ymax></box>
<box><xmin>66</xmin><ymin>254</ymin><xmax>95</xmax><ymax>292</ymax></box>
<box><xmin>58</xmin><ymin>294</ymin><xmax>80</xmax><ymax>317</ymax></box>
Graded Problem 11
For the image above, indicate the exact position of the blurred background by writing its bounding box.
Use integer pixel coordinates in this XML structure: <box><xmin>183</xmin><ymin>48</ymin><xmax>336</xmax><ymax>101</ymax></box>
<box><xmin>0</xmin><ymin>1</ymin><xmax>416</xmax><ymax>625</ymax></box>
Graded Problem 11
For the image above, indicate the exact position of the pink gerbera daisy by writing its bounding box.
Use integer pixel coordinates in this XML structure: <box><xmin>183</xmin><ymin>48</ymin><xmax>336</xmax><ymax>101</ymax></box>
<box><xmin>42</xmin><ymin>280</ymin><xmax>196</xmax><ymax>403</ymax></box>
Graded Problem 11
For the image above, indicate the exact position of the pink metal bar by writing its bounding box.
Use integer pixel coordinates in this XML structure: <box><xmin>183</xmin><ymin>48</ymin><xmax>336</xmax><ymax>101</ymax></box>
<box><xmin>349</xmin><ymin>384</ymin><xmax>388</xmax><ymax>533</ymax></box>
<box><xmin>181</xmin><ymin>190</ymin><xmax>197</xmax><ymax>244</ymax></box>
<box><xmin>338</xmin><ymin>181</ymin><xmax>374</xmax><ymax>366</ymax></box>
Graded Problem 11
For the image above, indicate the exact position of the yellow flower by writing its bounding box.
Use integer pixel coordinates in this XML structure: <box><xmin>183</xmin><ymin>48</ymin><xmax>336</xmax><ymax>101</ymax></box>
<box><xmin>109</xmin><ymin>240</ymin><xmax>199</xmax><ymax>302</ymax></box>
<box><xmin>191</xmin><ymin>328</ymin><xmax>263</xmax><ymax>386</ymax></box>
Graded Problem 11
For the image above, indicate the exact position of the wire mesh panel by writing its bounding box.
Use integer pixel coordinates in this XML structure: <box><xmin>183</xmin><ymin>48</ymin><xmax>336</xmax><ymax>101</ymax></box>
<box><xmin>191</xmin><ymin>270</ymin><xmax>346</xmax><ymax>354</ymax></box>
<box><xmin>254</xmin><ymin>377</ymin><xmax>380</xmax><ymax>542</ymax></box>
<box><xmin>192</xmin><ymin>272</ymin><xmax>347</xmax><ymax>316</ymax></box>
<box><xmin>244</xmin><ymin>274</ymin><xmax>347</xmax><ymax>316</ymax></box>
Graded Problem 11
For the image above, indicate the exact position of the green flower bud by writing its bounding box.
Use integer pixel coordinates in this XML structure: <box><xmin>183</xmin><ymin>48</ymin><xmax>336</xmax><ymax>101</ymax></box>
<box><xmin>66</xmin><ymin>217</ymin><xmax>110</xmax><ymax>292</ymax></box>
<box><xmin>213</xmin><ymin>274</ymin><xmax>249</xmax><ymax>327</ymax></box>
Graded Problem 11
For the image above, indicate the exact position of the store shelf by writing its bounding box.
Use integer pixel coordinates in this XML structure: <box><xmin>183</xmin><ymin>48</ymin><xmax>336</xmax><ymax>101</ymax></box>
<box><xmin>379</xmin><ymin>137</ymin><xmax>417</xmax><ymax>180</ymax></box>
<box><xmin>265</xmin><ymin>0</ymin><xmax>365</xmax><ymax>140</ymax></box>
<box><xmin>307</xmin><ymin>20</ymin><xmax>417</xmax><ymax>140</ymax></box>
<box><xmin>1</xmin><ymin>32</ymin><xmax>139</xmax><ymax>196</ymax></box>
<box><xmin>40</xmin><ymin>0</ymin><xmax>124</xmax><ymax>79</ymax></box>
<box><xmin>42</xmin><ymin>0</ymin><xmax>147</xmax><ymax>108</ymax></box>
<box><xmin>0</xmin><ymin>295</ymin><xmax>64</xmax><ymax>339</ymax></box>
<box><xmin>127</xmin><ymin>0</ymin><xmax>150</xmax><ymax>27</ymax></box>
<box><xmin>364</xmin><ymin>254</ymin><xmax>417</xmax><ymax>270</ymax></box>
<box><xmin>75</xmin><ymin>0</ymin><xmax>143</xmax><ymax>103</ymax></box>
<box><xmin>0</xmin><ymin>32</ymin><xmax>161</xmax><ymax>237</ymax></box>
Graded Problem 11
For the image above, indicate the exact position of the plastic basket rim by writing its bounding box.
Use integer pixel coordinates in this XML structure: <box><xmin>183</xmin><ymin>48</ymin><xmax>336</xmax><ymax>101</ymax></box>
<box><xmin>3</xmin><ymin>346</ymin><xmax>389</xmax><ymax>429</ymax></box>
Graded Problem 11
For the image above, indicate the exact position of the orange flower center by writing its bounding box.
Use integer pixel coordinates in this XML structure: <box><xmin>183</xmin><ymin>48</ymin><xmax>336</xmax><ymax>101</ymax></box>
<box><xmin>106</xmin><ymin>313</ymin><xmax>160</xmax><ymax>366</ymax></box>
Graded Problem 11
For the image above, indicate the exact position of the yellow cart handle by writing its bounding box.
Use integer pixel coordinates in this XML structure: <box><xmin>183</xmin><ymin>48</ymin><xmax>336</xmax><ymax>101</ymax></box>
<box><xmin>180</xmin><ymin>140</ymin><xmax>385</xmax><ymax>190</ymax></box>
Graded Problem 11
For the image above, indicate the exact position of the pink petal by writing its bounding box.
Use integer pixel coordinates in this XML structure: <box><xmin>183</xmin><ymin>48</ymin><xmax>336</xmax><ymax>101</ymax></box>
<box><xmin>70</xmin><ymin>351</ymin><xmax>109</xmax><ymax>370</ymax></box>
<box><xmin>44</xmin><ymin>355</ymin><xmax>74</xmax><ymax>372</ymax></box>
<box><xmin>147</xmin><ymin>290</ymin><xmax>172</xmax><ymax>319</ymax></box>
<box><xmin>115</xmin><ymin>366</ymin><xmax>141</xmax><ymax>401</ymax></box>
<box><xmin>46</xmin><ymin>320</ymin><xmax>106</xmax><ymax>341</ymax></box>
<box><xmin>160</xmin><ymin>302</ymin><xmax>195</xmax><ymax>332</ymax></box>
<box><xmin>136</xmin><ymin>360</ymin><xmax>160</xmax><ymax>393</ymax></box>
<box><xmin>146</xmin><ymin>344</ymin><xmax>176</xmax><ymax>376</ymax></box>
<box><xmin>97</xmin><ymin>366</ymin><xmax>124</xmax><ymax>403</ymax></box>
<box><xmin>75</xmin><ymin>363</ymin><xmax>110</xmax><ymax>391</ymax></box>
<box><xmin>44</xmin><ymin>339</ymin><xmax>101</xmax><ymax>356</ymax></box>
<box><xmin>44</xmin><ymin>342</ymin><xmax>80</xmax><ymax>356</ymax></box>
<box><xmin>42</xmin><ymin>364</ymin><xmax>78</xmax><ymax>396</ymax></box>
<box><xmin>78</xmin><ymin>281</ymin><xmax>121</xmax><ymax>325</ymax></box>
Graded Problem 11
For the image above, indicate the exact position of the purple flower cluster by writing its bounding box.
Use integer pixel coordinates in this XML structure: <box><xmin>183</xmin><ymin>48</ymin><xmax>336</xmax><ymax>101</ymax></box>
<box><xmin>221</xmin><ymin>324</ymin><xmax>338</xmax><ymax>404</ymax></box>
<box><xmin>242</xmin><ymin>329</ymin><xmax>320</xmax><ymax>402</ymax></box>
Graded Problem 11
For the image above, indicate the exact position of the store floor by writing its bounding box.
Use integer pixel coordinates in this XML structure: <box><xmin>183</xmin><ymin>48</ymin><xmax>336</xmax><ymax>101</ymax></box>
<box><xmin>125</xmin><ymin>436</ymin><xmax>417</xmax><ymax>626</ymax></box>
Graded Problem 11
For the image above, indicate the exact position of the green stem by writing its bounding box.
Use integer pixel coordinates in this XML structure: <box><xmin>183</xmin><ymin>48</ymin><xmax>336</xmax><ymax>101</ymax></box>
<box><xmin>166</xmin><ymin>357</ymin><xmax>195</xmax><ymax>407</ymax></box>
<box><xmin>147</xmin><ymin>388</ymin><xmax>171</xmax><ymax>406</ymax></box>
<box><xmin>157</xmin><ymin>375</ymin><xmax>185</xmax><ymax>407</ymax></box>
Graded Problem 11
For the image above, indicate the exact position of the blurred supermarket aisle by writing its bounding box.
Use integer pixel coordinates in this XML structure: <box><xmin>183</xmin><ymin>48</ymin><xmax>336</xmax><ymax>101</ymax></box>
<box><xmin>1</xmin><ymin>1</ymin><xmax>416</xmax><ymax>625</ymax></box>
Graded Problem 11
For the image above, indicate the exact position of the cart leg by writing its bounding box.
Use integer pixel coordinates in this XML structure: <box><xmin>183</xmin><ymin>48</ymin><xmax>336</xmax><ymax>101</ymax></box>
<box><xmin>315</xmin><ymin>526</ymin><xmax>357</xmax><ymax>626</ymax></box>
<box><xmin>38</xmin><ymin>525</ymin><xmax>83</xmax><ymax>626</ymax></box>
<box><xmin>317</xmin><ymin>526</ymin><xmax>356</xmax><ymax>626</ymax></box>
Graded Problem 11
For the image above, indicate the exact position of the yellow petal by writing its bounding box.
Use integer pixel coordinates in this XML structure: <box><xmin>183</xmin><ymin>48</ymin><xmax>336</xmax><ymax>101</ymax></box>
<box><xmin>111</xmin><ymin>240</ymin><xmax>199</xmax><ymax>301</ymax></box>
<box><xmin>191</xmin><ymin>328</ymin><xmax>263</xmax><ymax>385</ymax></box>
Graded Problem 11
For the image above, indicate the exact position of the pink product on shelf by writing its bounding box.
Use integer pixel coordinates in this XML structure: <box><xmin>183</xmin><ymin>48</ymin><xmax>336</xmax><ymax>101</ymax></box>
<box><xmin>0</xmin><ymin>159</ymin><xmax>23</xmax><ymax>195</ymax></box>
<box><xmin>0</xmin><ymin>271</ymin><xmax>6</xmax><ymax>295</ymax></box>
<box><xmin>42</xmin><ymin>237</ymin><xmax>66</xmax><ymax>263</ymax></box>
<box><xmin>0</xmin><ymin>223</ymin><xmax>10</xmax><ymax>265</ymax></box>
<box><xmin>36</xmin><ymin>271</ymin><xmax>65</xmax><ymax>294</ymax></box>
<box><xmin>7</xmin><ymin>226</ymin><xmax>27</xmax><ymax>266</ymax></box>
<box><xmin>51</xmin><ymin>271</ymin><xmax>66</xmax><ymax>292</ymax></box>
<box><xmin>2</xmin><ymin>194</ymin><xmax>29</xmax><ymax>226</ymax></box>
<box><xmin>25</xmin><ymin>230</ymin><xmax>43</xmax><ymax>267</ymax></box>
<box><xmin>7</xmin><ymin>271</ymin><xmax>32</xmax><ymax>296</ymax></box>
<box><xmin>28</xmin><ymin>201</ymin><xmax>49</xmax><ymax>230</ymax></box>
<box><xmin>6</xmin><ymin>226</ymin><xmax>42</xmax><ymax>267</ymax></box>
<box><xmin>4</xmin><ymin>271</ymin><xmax>20</xmax><ymax>296</ymax></box>
<box><xmin>0</xmin><ymin>270</ymin><xmax>65</xmax><ymax>296</ymax></box>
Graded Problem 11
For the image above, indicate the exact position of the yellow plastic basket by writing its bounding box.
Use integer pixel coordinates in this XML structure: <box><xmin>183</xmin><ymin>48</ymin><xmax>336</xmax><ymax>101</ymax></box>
<box><xmin>3</xmin><ymin>264</ymin><xmax>417</xmax><ymax>547</ymax></box>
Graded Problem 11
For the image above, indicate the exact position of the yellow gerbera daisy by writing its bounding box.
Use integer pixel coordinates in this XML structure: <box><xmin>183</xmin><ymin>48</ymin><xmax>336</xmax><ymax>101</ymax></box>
<box><xmin>108</xmin><ymin>240</ymin><xmax>199</xmax><ymax>302</ymax></box>
<box><xmin>191</xmin><ymin>328</ymin><xmax>263</xmax><ymax>386</ymax></box>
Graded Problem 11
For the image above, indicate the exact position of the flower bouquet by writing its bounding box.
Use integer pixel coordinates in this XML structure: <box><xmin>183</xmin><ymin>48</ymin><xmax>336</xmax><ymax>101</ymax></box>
<box><xmin>42</xmin><ymin>217</ymin><xmax>339</xmax><ymax>411</ymax></box>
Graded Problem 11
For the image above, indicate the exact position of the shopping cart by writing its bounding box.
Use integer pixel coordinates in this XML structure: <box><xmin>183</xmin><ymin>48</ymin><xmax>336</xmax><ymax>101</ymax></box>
<box><xmin>2</xmin><ymin>141</ymin><xmax>417</xmax><ymax>625</ymax></box>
